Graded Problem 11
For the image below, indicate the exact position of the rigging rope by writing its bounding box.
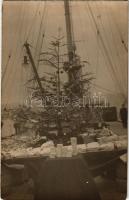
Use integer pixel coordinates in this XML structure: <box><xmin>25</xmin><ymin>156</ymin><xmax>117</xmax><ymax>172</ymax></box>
<box><xmin>5</xmin><ymin>47</ymin><xmax>24</xmax><ymax>106</ymax></box>
<box><xmin>104</xmin><ymin>4</ymin><xmax>127</xmax><ymax>94</ymax></box>
<box><xmin>110</xmin><ymin>5</ymin><xmax>128</xmax><ymax>53</ymax></box>
<box><xmin>21</xmin><ymin>2</ymin><xmax>44</xmax><ymax>100</ymax></box>
<box><xmin>87</xmin><ymin>2</ymin><xmax>126</xmax><ymax>99</ymax></box>
<box><xmin>26</xmin><ymin>1</ymin><xmax>42</xmax><ymax>41</ymax></box>
<box><xmin>2</xmin><ymin>2</ymin><xmax>24</xmax><ymax>85</ymax></box>
<box><xmin>2</xmin><ymin>3</ymin><xmax>26</xmax><ymax>93</ymax></box>
<box><xmin>84</xmin><ymin>3</ymin><xmax>115</xmax><ymax>91</ymax></box>
<box><xmin>2</xmin><ymin>54</ymin><xmax>11</xmax><ymax>81</ymax></box>
<box><xmin>95</xmin><ymin>3</ymin><xmax>126</xmax><ymax>97</ymax></box>
<box><xmin>35</xmin><ymin>1</ymin><xmax>48</xmax><ymax>69</ymax></box>
<box><xmin>95</xmin><ymin>16</ymin><xmax>100</xmax><ymax>84</ymax></box>
<box><xmin>2</xmin><ymin>2</ymin><xmax>27</xmax><ymax>101</ymax></box>
<box><xmin>85</xmin><ymin>2</ymin><xmax>100</xmax><ymax>86</ymax></box>
<box><xmin>27</xmin><ymin>1</ymin><xmax>48</xmax><ymax>94</ymax></box>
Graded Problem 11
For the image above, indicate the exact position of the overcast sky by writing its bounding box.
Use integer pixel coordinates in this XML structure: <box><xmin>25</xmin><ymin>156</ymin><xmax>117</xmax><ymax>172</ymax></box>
<box><xmin>2</xmin><ymin>1</ymin><xmax>128</xmax><ymax>106</ymax></box>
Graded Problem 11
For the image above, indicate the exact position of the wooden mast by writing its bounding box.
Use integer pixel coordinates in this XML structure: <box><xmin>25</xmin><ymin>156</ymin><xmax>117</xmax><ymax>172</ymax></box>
<box><xmin>64</xmin><ymin>0</ymin><xmax>75</xmax><ymax>63</ymax></box>
<box><xmin>64</xmin><ymin>0</ymin><xmax>83</xmax><ymax>97</ymax></box>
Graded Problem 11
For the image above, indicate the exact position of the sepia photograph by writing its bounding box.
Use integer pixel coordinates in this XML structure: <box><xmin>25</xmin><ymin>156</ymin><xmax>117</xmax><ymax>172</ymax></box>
<box><xmin>1</xmin><ymin>1</ymin><xmax>128</xmax><ymax>200</ymax></box>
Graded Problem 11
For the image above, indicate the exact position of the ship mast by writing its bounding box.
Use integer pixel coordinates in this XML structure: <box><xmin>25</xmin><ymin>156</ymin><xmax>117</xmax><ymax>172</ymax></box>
<box><xmin>64</xmin><ymin>0</ymin><xmax>83</xmax><ymax>98</ymax></box>
<box><xmin>64</xmin><ymin>0</ymin><xmax>75</xmax><ymax>63</ymax></box>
